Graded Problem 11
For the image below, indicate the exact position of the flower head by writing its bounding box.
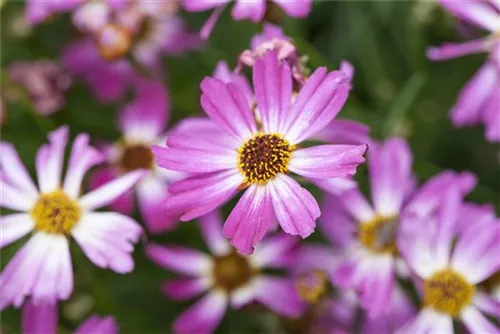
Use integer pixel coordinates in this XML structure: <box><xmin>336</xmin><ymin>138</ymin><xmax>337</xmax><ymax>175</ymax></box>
<box><xmin>0</xmin><ymin>126</ymin><xmax>145</xmax><ymax>309</ymax></box>
<box><xmin>397</xmin><ymin>191</ymin><xmax>500</xmax><ymax>333</ymax></box>
<box><xmin>153</xmin><ymin>50</ymin><xmax>367</xmax><ymax>254</ymax></box>
<box><xmin>320</xmin><ymin>137</ymin><xmax>477</xmax><ymax>317</ymax></box>
<box><xmin>146</xmin><ymin>211</ymin><xmax>303</xmax><ymax>334</ymax></box>
<box><xmin>427</xmin><ymin>0</ymin><xmax>500</xmax><ymax>142</ymax></box>
<box><xmin>90</xmin><ymin>78</ymin><xmax>183</xmax><ymax>234</ymax></box>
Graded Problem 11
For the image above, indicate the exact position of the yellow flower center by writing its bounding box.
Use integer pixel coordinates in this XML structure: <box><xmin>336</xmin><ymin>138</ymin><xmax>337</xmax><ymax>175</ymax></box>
<box><xmin>212</xmin><ymin>252</ymin><xmax>254</xmax><ymax>292</ymax></box>
<box><xmin>31</xmin><ymin>190</ymin><xmax>81</xmax><ymax>235</ymax></box>
<box><xmin>120</xmin><ymin>143</ymin><xmax>154</xmax><ymax>172</ymax></box>
<box><xmin>358</xmin><ymin>216</ymin><xmax>398</xmax><ymax>254</ymax></box>
<box><xmin>423</xmin><ymin>269</ymin><xmax>475</xmax><ymax>316</ymax></box>
<box><xmin>98</xmin><ymin>24</ymin><xmax>132</xmax><ymax>61</ymax></box>
<box><xmin>237</xmin><ymin>133</ymin><xmax>293</xmax><ymax>185</ymax></box>
<box><xmin>295</xmin><ymin>270</ymin><xmax>328</xmax><ymax>304</ymax></box>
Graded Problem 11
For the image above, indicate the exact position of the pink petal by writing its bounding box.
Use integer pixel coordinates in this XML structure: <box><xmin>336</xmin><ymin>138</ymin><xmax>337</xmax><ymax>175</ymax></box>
<box><xmin>88</xmin><ymin>167</ymin><xmax>135</xmax><ymax>215</ymax></box>
<box><xmin>200</xmin><ymin>5</ymin><xmax>226</xmax><ymax>40</ymax></box>
<box><xmin>223</xmin><ymin>184</ymin><xmax>274</xmax><ymax>255</ymax></box>
<box><xmin>319</xmin><ymin>194</ymin><xmax>357</xmax><ymax>248</ymax></box>
<box><xmin>310</xmin><ymin>119</ymin><xmax>370</xmax><ymax>145</ymax></box>
<box><xmin>284</xmin><ymin>69</ymin><xmax>350</xmax><ymax>144</ymax></box>
<box><xmin>450</xmin><ymin>62</ymin><xmax>498</xmax><ymax>127</ymax></box>
<box><xmin>165</xmin><ymin>170</ymin><xmax>244</xmax><ymax>221</ymax></box>
<box><xmin>396</xmin><ymin>308</ymin><xmax>453</xmax><ymax>334</ymax></box>
<box><xmin>75</xmin><ymin>315</ymin><xmax>118</xmax><ymax>334</ymax></box>
<box><xmin>200</xmin><ymin>77</ymin><xmax>257</xmax><ymax>142</ymax></box>
<box><xmin>461</xmin><ymin>305</ymin><xmax>499</xmax><ymax>334</ymax></box>
<box><xmin>339</xmin><ymin>188</ymin><xmax>376</xmax><ymax>223</ymax></box>
<box><xmin>473</xmin><ymin>292</ymin><xmax>500</xmax><ymax>317</ymax></box>
<box><xmin>63</xmin><ymin>133</ymin><xmax>104</xmax><ymax>199</ymax></box>
<box><xmin>145</xmin><ymin>243</ymin><xmax>212</xmax><ymax>276</ymax></box>
<box><xmin>252</xmin><ymin>233</ymin><xmax>300</xmax><ymax>269</ymax></box>
<box><xmin>310</xmin><ymin>177</ymin><xmax>357</xmax><ymax>196</ymax></box>
<box><xmin>483</xmin><ymin>79</ymin><xmax>500</xmax><ymax>142</ymax></box>
<box><xmin>273</xmin><ymin>0</ymin><xmax>312</xmax><ymax>18</ymax></box>
<box><xmin>120</xmin><ymin>78</ymin><xmax>169</xmax><ymax>142</ymax></box>
<box><xmin>173</xmin><ymin>290</ymin><xmax>228</xmax><ymax>334</ymax></box>
<box><xmin>72</xmin><ymin>212</ymin><xmax>142</xmax><ymax>274</ymax></box>
<box><xmin>79</xmin><ymin>170</ymin><xmax>146</xmax><ymax>210</ymax></box>
<box><xmin>0</xmin><ymin>214</ymin><xmax>34</xmax><ymax>249</ymax></box>
<box><xmin>183</xmin><ymin>0</ymin><xmax>229</xmax><ymax>12</ymax></box>
<box><xmin>289</xmin><ymin>144</ymin><xmax>366</xmax><ymax>179</ymax></box>
<box><xmin>231</xmin><ymin>0</ymin><xmax>265</xmax><ymax>22</ymax></box>
<box><xmin>0</xmin><ymin>180</ymin><xmax>36</xmax><ymax>211</ymax></box>
<box><xmin>35</xmin><ymin>126</ymin><xmax>68</xmax><ymax>193</ymax></box>
<box><xmin>199</xmin><ymin>211</ymin><xmax>231</xmax><ymax>256</ymax></box>
<box><xmin>369</xmin><ymin>138</ymin><xmax>413</xmax><ymax>217</ymax></box>
<box><xmin>0</xmin><ymin>142</ymin><xmax>38</xmax><ymax>197</ymax></box>
<box><xmin>250</xmin><ymin>276</ymin><xmax>304</xmax><ymax>316</ymax></box>
<box><xmin>440</xmin><ymin>0</ymin><xmax>500</xmax><ymax>32</ymax></box>
<box><xmin>427</xmin><ymin>38</ymin><xmax>490</xmax><ymax>61</ymax></box>
<box><xmin>253</xmin><ymin>49</ymin><xmax>292</xmax><ymax>133</ymax></box>
<box><xmin>269</xmin><ymin>174</ymin><xmax>319</xmax><ymax>238</ymax></box>
<box><xmin>213</xmin><ymin>61</ymin><xmax>254</xmax><ymax>105</ymax></box>
<box><xmin>162</xmin><ymin>278</ymin><xmax>209</xmax><ymax>301</ymax></box>
<box><xmin>22</xmin><ymin>301</ymin><xmax>58</xmax><ymax>334</ymax></box>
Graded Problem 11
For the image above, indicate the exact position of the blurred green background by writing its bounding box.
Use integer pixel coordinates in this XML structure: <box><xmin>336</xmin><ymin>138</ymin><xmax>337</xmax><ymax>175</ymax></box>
<box><xmin>1</xmin><ymin>1</ymin><xmax>499</xmax><ymax>333</ymax></box>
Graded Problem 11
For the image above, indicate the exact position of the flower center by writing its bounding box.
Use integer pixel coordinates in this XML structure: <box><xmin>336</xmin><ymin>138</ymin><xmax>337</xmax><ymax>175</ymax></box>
<box><xmin>296</xmin><ymin>270</ymin><xmax>328</xmax><ymax>304</ymax></box>
<box><xmin>31</xmin><ymin>190</ymin><xmax>81</xmax><ymax>235</ymax></box>
<box><xmin>424</xmin><ymin>269</ymin><xmax>475</xmax><ymax>316</ymax></box>
<box><xmin>120</xmin><ymin>143</ymin><xmax>154</xmax><ymax>172</ymax></box>
<box><xmin>358</xmin><ymin>216</ymin><xmax>398</xmax><ymax>254</ymax></box>
<box><xmin>212</xmin><ymin>252</ymin><xmax>253</xmax><ymax>292</ymax></box>
<box><xmin>237</xmin><ymin>133</ymin><xmax>293</xmax><ymax>185</ymax></box>
<box><xmin>97</xmin><ymin>24</ymin><xmax>132</xmax><ymax>61</ymax></box>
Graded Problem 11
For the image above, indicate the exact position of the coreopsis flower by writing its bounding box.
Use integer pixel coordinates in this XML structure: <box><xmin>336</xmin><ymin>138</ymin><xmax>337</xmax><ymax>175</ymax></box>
<box><xmin>427</xmin><ymin>0</ymin><xmax>500</xmax><ymax>142</ymax></box>
<box><xmin>61</xmin><ymin>0</ymin><xmax>201</xmax><ymax>102</ymax></box>
<box><xmin>8</xmin><ymin>60</ymin><xmax>72</xmax><ymax>116</ymax></box>
<box><xmin>319</xmin><ymin>137</ymin><xmax>477</xmax><ymax>317</ymax></box>
<box><xmin>90</xmin><ymin>78</ymin><xmax>183</xmax><ymax>234</ymax></box>
<box><xmin>183</xmin><ymin>0</ymin><xmax>312</xmax><ymax>39</ymax></box>
<box><xmin>145</xmin><ymin>211</ymin><xmax>304</xmax><ymax>334</ymax></box>
<box><xmin>22</xmin><ymin>301</ymin><xmax>117</xmax><ymax>334</ymax></box>
<box><xmin>397</xmin><ymin>192</ymin><xmax>500</xmax><ymax>333</ymax></box>
<box><xmin>153</xmin><ymin>50</ymin><xmax>367</xmax><ymax>254</ymax></box>
<box><xmin>237</xmin><ymin>23</ymin><xmax>307</xmax><ymax>86</ymax></box>
<box><xmin>0</xmin><ymin>126</ymin><xmax>144</xmax><ymax>309</ymax></box>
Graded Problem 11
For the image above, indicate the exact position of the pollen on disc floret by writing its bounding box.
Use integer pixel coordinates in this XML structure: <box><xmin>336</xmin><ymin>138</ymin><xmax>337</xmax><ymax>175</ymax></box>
<box><xmin>237</xmin><ymin>133</ymin><xmax>294</xmax><ymax>185</ymax></box>
<box><xmin>31</xmin><ymin>190</ymin><xmax>81</xmax><ymax>235</ymax></box>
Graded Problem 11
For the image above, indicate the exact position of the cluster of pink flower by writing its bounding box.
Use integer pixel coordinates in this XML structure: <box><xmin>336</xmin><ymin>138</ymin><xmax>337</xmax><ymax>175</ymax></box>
<box><xmin>1</xmin><ymin>1</ymin><xmax>499</xmax><ymax>334</ymax></box>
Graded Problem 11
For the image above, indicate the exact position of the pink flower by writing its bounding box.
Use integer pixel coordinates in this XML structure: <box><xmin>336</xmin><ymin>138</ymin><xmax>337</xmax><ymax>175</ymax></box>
<box><xmin>183</xmin><ymin>0</ymin><xmax>312</xmax><ymax>39</ymax></box>
<box><xmin>0</xmin><ymin>126</ymin><xmax>145</xmax><ymax>310</ymax></box>
<box><xmin>153</xmin><ymin>50</ymin><xmax>367</xmax><ymax>254</ymax></box>
<box><xmin>145</xmin><ymin>211</ymin><xmax>304</xmax><ymax>334</ymax></box>
<box><xmin>22</xmin><ymin>301</ymin><xmax>118</xmax><ymax>334</ymax></box>
<box><xmin>427</xmin><ymin>0</ymin><xmax>500</xmax><ymax>142</ymax></box>
<box><xmin>319</xmin><ymin>137</ymin><xmax>477</xmax><ymax>317</ymax></box>
<box><xmin>90</xmin><ymin>78</ymin><xmax>183</xmax><ymax>234</ymax></box>
<box><xmin>397</xmin><ymin>192</ymin><xmax>500</xmax><ymax>333</ymax></box>
<box><xmin>8</xmin><ymin>60</ymin><xmax>72</xmax><ymax>116</ymax></box>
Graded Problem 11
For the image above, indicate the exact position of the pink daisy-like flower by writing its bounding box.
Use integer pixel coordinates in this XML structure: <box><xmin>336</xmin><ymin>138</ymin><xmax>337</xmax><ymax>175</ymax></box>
<box><xmin>145</xmin><ymin>210</ymin><xmax>304</xmax><ymax>334</ymax></box>
<box><xmin>319</xmin><ymin>137</ymin><xmax>477</xmax><ymax>317</ymax></box>
<box><xmin>0</xmin><ymin>126</ymin><xmax>145</xmax><ymax>310</ymax></box>
<box><xmin>427</xmin><ymin>0</ymin><xmax>500</xmax><ymax>142</ymax></box>
<box><xmin>288</xmin><ymin>228</ymin><xmax>415</xmax><ymax>333</ymax></box>
<box><xmin>397</xmin><ymin>191</ymin><xmax>500</xmax><ymax>334</ymax></box>
<box><xmin>153</xmin><ymin>50</ymin><xmax>367</xmax><ymax>254</ymax></box>
<box><xmin>183</xmin><ymin>0</ymin><xmax>312</xmax><ymax>39</ymax></box>
<box><xmin>22</xmin><ymin>301</ymin><xmax>118</xmax><ymax>334</ymax></box>
<box><xmin>90</xmin><ymin>78</ymin><xmax>183</xmax><ymax>234</ymax></box>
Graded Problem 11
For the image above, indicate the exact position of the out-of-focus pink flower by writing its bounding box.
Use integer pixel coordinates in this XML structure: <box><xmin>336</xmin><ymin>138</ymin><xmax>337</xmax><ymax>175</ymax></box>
<box><xmin>0</xmin><ymin>126</ymin><xmax>145</xmax><ymax>310</ymax></box>
<box><xmin>8</xmin><ymin>60</ymin><xmax>72</xmax><ymax>116</ymax></box>
<box><xmin>319</xmin><ymin>137</ymin><xmax>477</xmax><ymax>317</ymax></box>
<box><xmin>427</xmin><ymin>0</ymin><xmax>500</xmax><ymax>142</ymax></box>
<box><xmin>145</xmin><ymin>211</ymin><xmax>304</xmax><ymax>334</ymax></box>
<box><xmin>183</xmin><ymin>0</ymin><xmax>312</xmax><ymax>39</ymax></box>
<box><xmin>90</xmin><ymin>78</ymin><xmax>183</xmax><ymax>234</ymax></box>
<box><xmin>22</xmin><ymin>301</ymin><xmax>118</xmax><ymax>334</ymax></box>
<box><xmin>397</xmin><ymin>192</ymin><xmax>500</xmax><ymax>334</ymax></box>
<box><xmin>237</xmin><ymin>23</ymin><xmax>307</xmax><ymax>86</ymax></box>
<box><xmin>153</xmin><ymin>50</ymin><xmax>367</xmax><ymax>254</ymax></box>
<box><xmin>24</xmin><ymin>0</ymin><xmax>83</xmax><ymax>26</ymax></box>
